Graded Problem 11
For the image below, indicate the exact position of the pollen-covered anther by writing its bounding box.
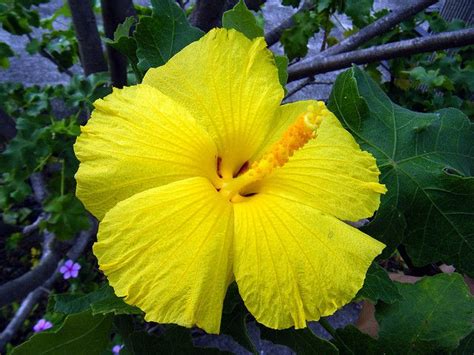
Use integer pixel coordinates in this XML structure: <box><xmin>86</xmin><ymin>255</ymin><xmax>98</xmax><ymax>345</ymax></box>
<box><xmin>219</xmin><ymin>103</ymin><xmax>327</xmax><ymax>202</ymax></box>
<box><xmin>249</xmin><ymin>103</ymin><xmax>325</xmax><ymax>180</ymax></box>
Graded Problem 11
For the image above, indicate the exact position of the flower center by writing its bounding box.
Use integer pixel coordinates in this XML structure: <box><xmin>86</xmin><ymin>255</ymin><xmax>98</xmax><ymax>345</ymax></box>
<box><xmin>217</xmin><ymin>103</ymin><xmax>329</xmax><ymax>202</ymax></box>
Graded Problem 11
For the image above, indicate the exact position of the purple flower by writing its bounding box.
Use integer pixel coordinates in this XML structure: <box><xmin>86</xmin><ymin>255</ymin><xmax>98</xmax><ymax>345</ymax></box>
<box><xmin>112</xmin><ymin>344</ymin><xmax>124</xmax><ymax>354</ymax></box>
<box><xmin>59</xmin><ymin>259</ymin><xmax>81</xmax><ymax>279</ymax></box>
<box><xmin>33</xmin><ymin>319</ymin><xmax>53</xmax><ymax>332</ymax></box>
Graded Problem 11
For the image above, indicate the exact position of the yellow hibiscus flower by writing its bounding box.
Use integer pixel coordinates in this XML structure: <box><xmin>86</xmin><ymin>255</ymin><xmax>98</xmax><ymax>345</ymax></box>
<box><xmin>74</xmin><ymin>28</ymin><xmax>386</xmax><ymax>334</ymax></box>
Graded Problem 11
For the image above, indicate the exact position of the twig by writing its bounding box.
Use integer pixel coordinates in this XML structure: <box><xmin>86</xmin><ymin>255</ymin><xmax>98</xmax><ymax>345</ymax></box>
<box><xmin>319</xmin><ymin>0</ymin><xmax>438</xmax><ymax>58</ymax></box>
<box><xmin>22</xmin><ymin>214</ymin><xmax>46</xmax><ymax>236</ymax></box>
<box><xmin>264</xmin><ymin>0</ymin><xmax>313</xmax><ymax>47</ymax></box>
<box><xmin>285</xmin><ymin>77</ymin><xmax>335</xmax><ymax>100</ymax></box>
<box><xmin>29</xmin><ymin>173</ymin><xmax>49</xmax><ymax>204</ymax></box>
<box><xmin>288</xmin><ymin>28</ymin><xmax>474</xmax><ymax>82</ymax></box>
<box><xmin>0</xmin><ymin>174</ymin><xmax>53</xmax><ymax>307</ymax></box>
<box><xmin>0</xmin><ymin>232</ymin><xmax>59</xmax><ymax>307</ymax></box>
<box><xmin>25</xmin><ymin>34</ymin><xmax>74</xmax><ymax>77</ymax></box>
<box><xmin>0</xmin><ymin>222</ymin><xmax>97</xmax><ymax>350</ymax></box>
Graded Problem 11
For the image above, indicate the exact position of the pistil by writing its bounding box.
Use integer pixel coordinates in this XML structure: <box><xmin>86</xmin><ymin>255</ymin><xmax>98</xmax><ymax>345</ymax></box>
<box><xmin>219</xmin><ymin>102</ymin><xmax>330</xmax><ymax>202</ymax></box>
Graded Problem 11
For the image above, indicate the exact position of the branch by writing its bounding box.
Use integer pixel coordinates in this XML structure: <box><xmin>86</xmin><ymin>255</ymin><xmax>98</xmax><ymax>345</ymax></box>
<box><xmin>320</xmin><ymin>0</ymin><xmax>438</xmax><ymax>57</ymax></box>
<box><xmin>101</xmin><ymin>0</ymin><xmax>136</xmax><ymax>88</ymax></box>
<box><xmin>264</xmin><ymin>0</ymin><xmax>313</xmax><ymax>47</ymax></box>
<box><xmin>190</xmin><ymin>0</ymin><xmax>227</xmax><ymax>32</ymax></box>
<box><xmin>0</xmin><ymin>232</ymin><xmax>59</xmax><ymax>308</ymax></box>
<box><xmin>68</xmin><ymin>0</ymin><xmax>108</xmax><ymax>75</ymax></box>
<box><xmin>265</xmin><ymin>0</ymin><xmax>436</xmax><ymax>51</ymax></box>
<box><xmin>0</xmin><ymin>223</ymin><xmax>97</xmax><ymax>350</ymax></box>
<box><xmin>25</xmin><ymin>34</ymin><xmax>74</xmax><ymax>77</ymax></box>
<box><xmin>22</xmin><ymin>214</ymin><xmax>46</xmax><ymax>236</ymax></box>
<box><xmin>29</xmin><ymin>173</ymin><xmax>49</xmax><ymax>203</ymax></box>
<box><xmin>287</xmin><ymin>28</ymin><xmax>474</xmax><ymax>82</ymax></box>
<box><xmin>0</xmin><ymin>174</ymin><xmax>55</xmax><ymax>307</ymax></box>
<box><xmin>284</xmin><ymin>77</ymin><xmax>333</xmax><ymax>100</ymax></box>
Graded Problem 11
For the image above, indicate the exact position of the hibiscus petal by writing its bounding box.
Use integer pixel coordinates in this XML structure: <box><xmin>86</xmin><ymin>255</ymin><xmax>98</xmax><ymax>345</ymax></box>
<box><xmin>257</xmin><ymin>101</ymin><xmax>386</xmax><ymax>222</ymax></box>
<box><xmin>74</xmin><ymin>84</ymin><xmax>219</xmax><ymax>220</ymax></box>
<box><xmin>233</xmin><ymin>193</ymin><xmax>384</xmax><ymax>330</ymax></box>
<box><xmin>94</xmin><ymin>177</ymin><xmax>234</xmax><ymax>334</ymax></box>
<box><xmin>143</xmin><ymin>28</ymin><xmax>284</xmax><ymax>177</ymax></box>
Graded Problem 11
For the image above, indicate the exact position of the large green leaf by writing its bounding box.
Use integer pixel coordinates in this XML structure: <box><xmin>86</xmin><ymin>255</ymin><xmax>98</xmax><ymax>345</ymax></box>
<box><xmin>259</xmin><ymin>325</ymin><xmax>338</xmax><ymax>354</ymax></box>
<box><xmin>376</xmin><ymin>273</ymin><xmax>474</xmax><ymax>353</ymax></box>
<box><xmin>220</xmin><ymin>283</ymin><xmax>256</xmax><ymax>353</ymax></box>
<box><xmin>54</xmin><ymin>284</ymin><xmax>141</xmax><ymax>315</ymax></box>
<box><xmin>453</xmin><ymin>331</ymin><xmax>474</xmax><ymax>355</ymax></box>
<box><xmin>135</xmin><ymin>0</ymin><xmax>203</xmax><ymax>73</ymax></box>
<box><xmin>333</xmin><ymin>325</ymin><xmax>380</xmax><ymax>355</ymax></box>
<box><xmin>106</xmin><ymin>16</ymin><xmax>139</xmax><ymax>75</ymax></box>
<box><xmin>328</xmin><ymin>66</ymin><xmax>474</xmax><ymax>275</ymax></box>
<box><xmin>123</xmin><ymin>328</ymin><xmax>228</xmax><ymax>354</ymax></box>
<box><xmin>356</xmin><ymin>263</ymin><xmax>400</xmax><ymax>304</ymax></box>
<box><xmin>12</xmin><ymin>311</ymin><xmax>112</xmax><ymax>355</ymax></box>
<box><xmin>274</xmin><ymin>54</ymin><xmax>289</xmax><ymax>89</ymax></box>
<box><xmin>54</xmin><ymin>285</ymin><xmax>112</xmax><ymax>314</ymax></box>
<box><xmin>222</xmin><ymin>0</ymin><xmax>264</xmax><ymax>40</ymax></box>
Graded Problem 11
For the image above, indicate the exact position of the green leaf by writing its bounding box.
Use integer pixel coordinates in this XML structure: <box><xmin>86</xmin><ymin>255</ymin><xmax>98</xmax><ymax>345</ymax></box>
<box><xmin>274</xmin><ymin>54</ymin><xmax>289</xmax><ymax>88</ymax></box>
<box><xmin>25</xmin><ymin>38</ymin><xmax>40</xmax><ymax>55</ymax></box>
<box><xmin>344</xmin><ymin>0</ymin><xmax>373</xmax><ymax>27</ymax></box>
<box><xmin>282</xmin><ymin>0</ymin><xmax>301</xmax><ymax>7</ymax></box>
<box><xmin>135</xmin><ymin>0</ymin><xmax>203</xmax><ymax>73</ymax></box>
<box><xmin>123</xmin><ymin>331</ymin><xmax>163</xmax><ymax>355</ymax></box>
<box><xmin>0</xmin><ymin>41</ymin><xmax>14</xmax><ymax>68</ymax></box>
<box><xmin>333</xmin><ymin>325</ymin><xmax>380</xmax><ymax>355</ymax></box>
<box><xmin>356</xmin><ymin>263</ymin><xmax>400</xmax><ymax>304</ymax></box>
<box><xmin>220</xmin><ymin>283</ymin><xmax>256</xmax><ymax>353</ymax></box>
<box><xmin>376</xmin><ymin>273</ymin><xmax>474</xmax><ymax>353</ymax></box>
<box><xmin>281</xmin><ymin>9</ymin><xmax>320</xmax><ymax>60</ymax></box>
<box><xmin>54</xmin><ymin>285</ymin><xmax>112</xmax><ymax>314</ymax></box>
<box><xmin>91</xmin><ymin>295</ymin><xmax>142</xmax><ymax>315</ymax></box>
<box><xmin>124</xmin><ymin>328</ymin><xmax>228</xmax><ymax>354</ymax></box>
<box><xmin>222</xmin><ymin>0</ymin><xmax>264</xmax><ymax>40</ymax></box>
<box><xmin>106</xmin><ymin>16</ymin><xmax>138</xmax><ymax>68</ymax></box>
<box><xmin>328</xmin><ymin>66</ymin><xmax>474</xmax><ymax>275</ymax></box>
<box><xmin>453</xmin><ymin>331</ymin><xmax>474</xmax><ymax>355</ymax></box>
<box><xmin>55</xmin><ymin>284</ymin><xmax>141</xmax><ymax>315</ymax></box>
<box><xmin>43</xmin><ymin>194</ymin><xmax>90</xmax><ymax>240</ymax></box>
<box><xmin>12</xmin><ymin>311</ymin><xmax>113</xmax><ymax>355</ymax></box>
<box><xmin>259</xmin><ymin>325</ymin><xmax>338</xmax><ymax>354</ymax></box>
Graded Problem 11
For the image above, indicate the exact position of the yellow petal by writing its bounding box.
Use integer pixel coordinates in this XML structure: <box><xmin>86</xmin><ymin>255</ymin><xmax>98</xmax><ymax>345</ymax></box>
<box><xmin>143</xmin><ymin>28</ymin><xmax>284</xmax><ymax>177</ymax></box>
<box><xmin>258</xmin><ymin>100</ymin><xmax>386</xmax><ymax>222</ymax></box>
<box><xmin>94</xmin><ymin>177</ymin><xmax>234</xmax><ymax>334</ymax></box>
<box><xmin>74</xmin><ymin>84</ymin><xmax>218</xmax><ymax>220</ymax></box>
<box><xmin>233</xmin><ymin>193</ymin><xmax>384</xmax><ymax>329</ymax></box>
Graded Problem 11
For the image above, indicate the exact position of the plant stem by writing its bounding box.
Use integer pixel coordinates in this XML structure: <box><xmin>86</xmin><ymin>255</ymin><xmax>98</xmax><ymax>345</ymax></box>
<box><xmin>288</xmin><ymin>28</ymin><xmax>474</xmax><ymax>82</ymax></box>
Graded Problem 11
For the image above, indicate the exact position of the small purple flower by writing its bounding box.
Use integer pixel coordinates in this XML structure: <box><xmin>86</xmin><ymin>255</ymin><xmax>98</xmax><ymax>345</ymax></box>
<box><xmin>33</xmin><ymin>319</ymin><xmax>53</xmax><ymax>333</ymax></box>
<box><xmin>59</xmin><ymin>259</ymin><xmax>81</xmax><ymax>279</ymax></box>
<box><xmin>112</xmin><ymin>344</ymin><xmax>124</xmax><ymax>354</ymax></box>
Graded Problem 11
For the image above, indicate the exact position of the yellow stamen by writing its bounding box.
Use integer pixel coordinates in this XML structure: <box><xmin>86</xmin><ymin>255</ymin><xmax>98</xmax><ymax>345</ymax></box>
<box><xmin>220</xmin><ymin>103</ymin><xmax>330</xmax><ymax>202</ymax></box>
